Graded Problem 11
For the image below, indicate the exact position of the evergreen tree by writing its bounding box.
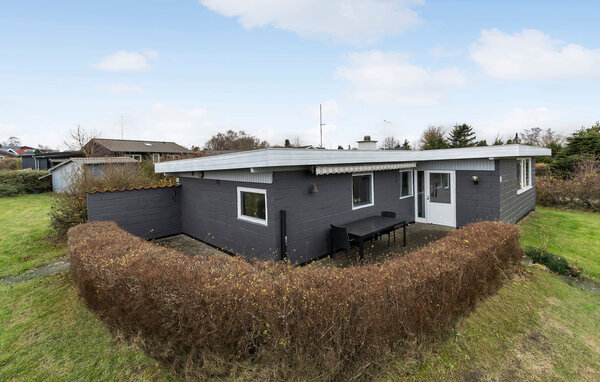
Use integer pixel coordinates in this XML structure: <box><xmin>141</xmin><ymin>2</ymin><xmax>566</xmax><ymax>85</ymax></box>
<box><xmin>476</xmin><ymin>139</ymin><xmax>488</xmax><ymax>146</ymax></box>
<box><xmin>401</xmin><ymin>139</ymin><xmax>411</xmax><ymax>150</ymax></box>
<box><xmin>448</xmin><ymin>123</ymin><xmax>477</xmax><ymax>148</ymax></box>
<box><xmin>493</xmin><ymin>135</ymin><xmax>504</xmax><ymax>145</ymax></box>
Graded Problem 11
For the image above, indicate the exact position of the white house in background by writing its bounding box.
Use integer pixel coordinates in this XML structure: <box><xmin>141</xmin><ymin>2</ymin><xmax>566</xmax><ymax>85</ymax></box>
<box><xmin>44</xmin><ymin>157</ymin><xmax>138</xmax><ymax>192</ymax></box>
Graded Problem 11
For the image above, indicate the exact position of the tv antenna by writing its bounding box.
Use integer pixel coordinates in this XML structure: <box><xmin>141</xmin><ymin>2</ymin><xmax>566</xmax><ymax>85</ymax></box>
<box><xmin>319</xmin><ymin>104</ymin><xmax>333</xmax><ymax>148</ymax></box>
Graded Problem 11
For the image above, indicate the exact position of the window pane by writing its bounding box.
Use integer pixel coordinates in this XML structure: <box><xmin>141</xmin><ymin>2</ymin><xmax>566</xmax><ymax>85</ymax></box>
<box><xmin>525</xmin><ymin>159</ymin><xmax>530</xmax><ymax>187</ymax></box>
<box><xmin>429</xmin><ymin>173</ymin><xmax>451</xmax><ymax>204</ymax></box>
<box><xmin>352</xmin><ymin>174</ymin><xmax>372</xmax><ymax>206</ymax></box>
<box><xmin>241</xmin><ymin>192</ymin><xmax>265</xmax><ymax>220</ymax></box>
<box><xmin>401</xmin><ymin>171</ymin><xmax>413</xmax><ymax>197</ymax></box>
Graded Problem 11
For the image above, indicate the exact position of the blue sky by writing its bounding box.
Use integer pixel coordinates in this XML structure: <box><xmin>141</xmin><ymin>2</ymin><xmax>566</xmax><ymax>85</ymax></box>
<box><xmin>1</xmin><ymin>0</ymin><xmax>599</xmax><ymax>149</ymax></box>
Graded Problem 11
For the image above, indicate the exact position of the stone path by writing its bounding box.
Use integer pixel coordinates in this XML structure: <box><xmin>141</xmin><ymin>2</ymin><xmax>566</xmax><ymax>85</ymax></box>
<box><xmin>0</xmin><ymin>258</ymin><xmax>70</xmax><ymax>284</ymax></box>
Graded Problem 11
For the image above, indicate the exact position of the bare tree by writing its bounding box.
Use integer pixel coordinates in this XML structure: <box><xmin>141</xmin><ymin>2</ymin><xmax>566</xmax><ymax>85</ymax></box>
<box><xmin>1</xmin><ymin>136</ymin><xmax>22</xmax><ymax>147</ymax></box>
<box><xmin>382</xmin><ymin>136</ymin><xmax>400</xmax><ymax>150</ymax></box>
<box><xmin>64</xmin><ymin>125</ymin><xmax>100</xmax><ymax>157</ymax></box>
<box><xmin>419</xmin><ymin>126</ymin><xmax>448</xmax><ymax>150</ymax></box>
<box><xmin>540</xmin><ymin>128</ymin><xmax>564</xmax><ymax>146</ymax></box>
<box><xmin>204</xmin><ymin>130</ymin><xmax>269</xmax><ymax>151</ymax></box>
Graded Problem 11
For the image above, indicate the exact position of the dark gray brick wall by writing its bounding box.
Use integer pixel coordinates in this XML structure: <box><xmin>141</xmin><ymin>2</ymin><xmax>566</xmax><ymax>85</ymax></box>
<box><xmin>455</xmin><ymin>165</ymin><xmax>501</xmax><ymax>227</ymax></box>
<box><xmin>180</xmin><ymin>177</ymin><xmax>280</xmax><ymax>261</ymax></box>
<box><xmin>273</xmin><ymin>170</ymin><xmax>414</xmax><ymax>264</ymax></box>
<box><xmin>87</xmin><ymin>187</ymin><xmax>181</xmax><ymax>239</ymax></box>
<box><xmin>180</xmin><ymin>170</ymin><xmax>414</xmax><ymax>264</ymax></box>
<box><xmin>499</xmin><ymin>158</ymin><xmax>536</xmax><ymax>223</ymax></box>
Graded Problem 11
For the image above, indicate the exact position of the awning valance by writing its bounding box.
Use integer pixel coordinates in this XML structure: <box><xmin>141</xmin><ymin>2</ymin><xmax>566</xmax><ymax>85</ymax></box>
<box><xmin>314</xmin><ymin>162</ymin><xmax>416</xmax><ymax>175</ymax></box>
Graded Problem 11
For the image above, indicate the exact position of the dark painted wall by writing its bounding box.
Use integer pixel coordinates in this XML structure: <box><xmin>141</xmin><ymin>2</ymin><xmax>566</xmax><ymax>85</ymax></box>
<box><xmin>499</xmin><ymin>158</ymin><xmax>536</xmax><ymax>223</ymax></box>
<box><xmin>273</xmin><ymin>170</ymin><xmax>414</xmax><ymax>264</ymax></box>
<box><xmin>180</xmin><ymin>177</ymin><xmax>280</xmax><ymax>261</ymax></box>
<box><xmin>455</xmin><ymin>164</ymin><xmax>501</xmax><ymax>227</ymax></box>
<box><xmin>180</xmin><ymin>170</ymin><xmax>414</xmax><ymax>263</ymax></box>
<box><xmin>21</xmin><ymin>156</ymin><xmax>35</xmax><ymax>170</ymax></box>
<box><xmin>87</xmin><ymin>187</ymin><xmax>181</xmax><ymax>239</ymax></box>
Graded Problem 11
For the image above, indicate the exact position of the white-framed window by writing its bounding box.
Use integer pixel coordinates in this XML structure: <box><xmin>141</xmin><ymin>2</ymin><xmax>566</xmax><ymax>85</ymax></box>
<box><xmin>130</xmin><ymin>154</ymin><xmax>142</xmax><ymax>162</ymax></box>
<box><xmin>400</xmin><ymin>170</ymin><xmax>413</xmax><ymax>199</ymax></box>
<box><xmin>152</xmin><ymin>153</ymin><xmax>160</xmax><ymax>163</ymax></box>
<box><xmin>352</xmin><ymin>172</ymin><xmax>374</xmax><ymax>209</ymax></box>
<box><xmin>237</xmin><ymin>187</ymin><xmax>268</xmax><ymax>226</ymax></box>
<box><xmin>517</xmin><ymin>158</ymin><xmax>532</xmax><ymax>194</ymax></box>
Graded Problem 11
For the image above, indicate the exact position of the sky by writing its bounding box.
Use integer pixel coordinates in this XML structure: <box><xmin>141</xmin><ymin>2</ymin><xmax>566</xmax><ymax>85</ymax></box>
<box><xmin>1</xmin><ymin>0</ymin><xmax>599</xmax><ymax>150</ymax></box>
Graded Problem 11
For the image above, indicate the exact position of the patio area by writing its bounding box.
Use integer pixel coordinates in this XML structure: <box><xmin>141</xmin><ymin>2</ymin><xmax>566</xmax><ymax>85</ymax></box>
<box><xmin>314</xmin><ymin>222</ymin><xmax>454</xmax><ymax>267</ymax></box>
<box><xmin>154</xmin><ymin>223</ymin><xmax>453</xmax><ymax>267</ymax></box>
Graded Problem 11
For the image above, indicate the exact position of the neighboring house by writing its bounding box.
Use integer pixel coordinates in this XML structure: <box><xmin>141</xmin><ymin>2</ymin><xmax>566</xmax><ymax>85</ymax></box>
<box><xmin>88</xmin><ymin>142</ymin><xmax>549</xmax><ymax>264</ymax></box>
<box><xmin>83</xmin><ymin>138</ymin><xmax>191</xmax><ymax>163</ymax></box>
<box><xmin>21</xmin><ymin>151</ymin><xmax>83</xmax><ymax>170</ymax></box>
<box><xmin>45</xmin><ymin>157</ymin><xmax>138</xmax><ymax>192</ymax></box>
<box><xmin>0</xmin><ymin>145</ymin><xmax>36</xmax><ymax>158</ymax></box>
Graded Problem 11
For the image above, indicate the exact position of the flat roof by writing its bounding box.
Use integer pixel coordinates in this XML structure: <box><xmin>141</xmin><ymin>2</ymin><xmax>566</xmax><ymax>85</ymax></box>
<box><xmin>155</xmin><ymin>144</ymin><xmax>551</xmax><ymax>174</ymax></box>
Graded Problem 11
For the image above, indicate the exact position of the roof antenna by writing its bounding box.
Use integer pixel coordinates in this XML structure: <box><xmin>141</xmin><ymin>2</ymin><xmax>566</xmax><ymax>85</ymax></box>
<box><xmin>320</xmin><ymin>104</ymin><xmax>333</xmax><ymax>148</ymax></box>
<box><xmin>120</xmin><ymin>115</ymin><xmax>124</xmax><ymax>140</ymax></box>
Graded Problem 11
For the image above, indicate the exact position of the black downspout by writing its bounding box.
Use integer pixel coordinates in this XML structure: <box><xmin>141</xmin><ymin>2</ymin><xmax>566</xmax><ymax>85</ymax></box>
<box><xmin>280</xmin><ymin>209</ymin><xmax>287</xmax><ymax>262</ymax></box>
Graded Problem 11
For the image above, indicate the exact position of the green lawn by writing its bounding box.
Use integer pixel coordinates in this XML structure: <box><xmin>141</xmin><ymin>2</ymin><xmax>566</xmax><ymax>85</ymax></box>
<box><xmin>0</xmin><ymin>274</ymin><xmax>180</xmax><ymax>381</ymax></box>
<box><xmin>519</xmin><ymin>207</ymin><xmax>600</xmax><ymax>281</ymax></box>
<box><xmin>0</xmin><ymin>193</ymin><xmax>67</xmax><ymax>278</ymax></box>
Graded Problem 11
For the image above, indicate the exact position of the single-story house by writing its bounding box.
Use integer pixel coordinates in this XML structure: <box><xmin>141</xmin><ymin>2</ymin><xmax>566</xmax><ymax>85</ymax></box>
<box><xmin>0</xmin><ymin>145</ymin><xmax>38</xmax><ymax>158</ymax></box>
<box><xmin>21</xmin><ymin>151</ymin><xmax>83</xmax><ymax>170</ymax></box>
<box><xmin>45</xmin><ymin>157</ymin><xmax>138</xmax><ymax>192</ymax></box>
<box><xmin>144</xmin><ymin>143</ymin><xmax>550</xmax><ymax>264</ymax></box>
<box><xmin>83</xmin><ymin>138</ymin><xmax>191</xmax><ymax>163</ymax></box>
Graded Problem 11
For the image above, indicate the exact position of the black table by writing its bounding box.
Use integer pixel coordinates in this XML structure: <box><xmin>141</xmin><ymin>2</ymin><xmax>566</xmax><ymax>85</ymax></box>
<box><xmin>340</xmin><ymin>216</ymin><xmax>406</xmax><ymax>260</ymax></box>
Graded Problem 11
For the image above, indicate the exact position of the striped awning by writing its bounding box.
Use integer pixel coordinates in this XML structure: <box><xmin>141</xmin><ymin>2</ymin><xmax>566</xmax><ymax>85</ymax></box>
<box><xmin>314</xmin><ymin>162</ymin><xmax>416</xmax><ymax>175</ymax></box>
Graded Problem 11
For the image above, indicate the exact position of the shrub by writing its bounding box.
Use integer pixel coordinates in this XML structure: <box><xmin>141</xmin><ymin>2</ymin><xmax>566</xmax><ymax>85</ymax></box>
<box><xmin>69</xmin><ymin>221</ymin><xmax>521</xmax><ymax>380</ymax></box>
<box><xmin>0</xmin><ymin>170</ymin><xmax>51</xmax><ymax>196</ymax></box>
<box><xmin>523</xmin><ymin>246</ymin><xmax>581</xmax><ymax>278</ymax></box>
<box><xmin>536</xmin><ymin>158</ymin><xmax>600</xmax><ymax>212</ymax></box>
<box><xmin>0</xmin><ymin>158</ymin><xmax>22</xmax><ymax>170</ymax></box>
<box><xmin>50</xmin><ymin>164</ymin><xmax>174</xmax><ymax>239</ymax></box>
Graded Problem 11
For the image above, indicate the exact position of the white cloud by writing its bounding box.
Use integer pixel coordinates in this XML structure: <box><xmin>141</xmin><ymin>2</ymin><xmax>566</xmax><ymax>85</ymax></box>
<box><xmin>429</xmin><ymin>47</ymin><xmax>461</xmax><ymax>58</ymax></box>
<box><xmin>469</xmin><ymin>29</ymin><xmax>600</xmax><ymax>81</ymax></box>
<box><xmin>106</xmin><ymin>84</ymin><xmax>145</xmax><ymax>94</ymax></box>
<box><xmin>477</xmin><ymin>107</ymin><xmax>568</xmax><ymax>140</ymax></box>
<box><xmin>92</xmin><ymin>50</ymin><xmax>159</xmax><ymax>72</ymax></box>
<box><xmin>335</xmin><ymin>50</ymin><xmax>467</xmax><ymax>106</ymax></box>
<box><xmin>199</xmin><ymin>0</ymin><xmax>423</xmax><ymax>44</ymax></box>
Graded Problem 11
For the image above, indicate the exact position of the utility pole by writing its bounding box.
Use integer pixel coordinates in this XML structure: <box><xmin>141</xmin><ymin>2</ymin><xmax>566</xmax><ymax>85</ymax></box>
<box><xmin>319</xmin><ymin>104</ymin><xmax>323</xmax><ymax>148</ymax></box>
<box><xmin>120</xmin><ymin>115</ymin><xmax>123</xmax><ymax>139</ymax></box>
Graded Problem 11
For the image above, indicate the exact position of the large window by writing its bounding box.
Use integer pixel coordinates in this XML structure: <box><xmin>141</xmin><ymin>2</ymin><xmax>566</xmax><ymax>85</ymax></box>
<box><xmin>517</xmin><ymin>158</ymin><xmax>532</xmax><ymax>193</ymax></box>
<box><xmin>152</xmin><ymin>153</ymin><xmax>160</xmax><ymax>163</ymax></box>
<box><xmin>237</xmin><ymin>187</ymin><xmax>267</xmax><ymax>225</ymax></box>
<box><xmin>400</xmin><ymin>170</ymin><xmax>413</xmax><ymax>198</ymax></box>
<box><xmin>352</xmin><ymin>173</ymin><xmax>374</xmax><ymax>209</ymax></box>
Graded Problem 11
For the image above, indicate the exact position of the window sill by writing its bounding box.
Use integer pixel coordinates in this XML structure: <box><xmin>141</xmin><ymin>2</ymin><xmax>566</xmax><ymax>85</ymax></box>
<box><xmin>238</xmin><ymin>215</ymin><xmax>268</xmax><ymax>226</ymax></box>
<box><xmin>352</xmin><ymin>202</ymin><xmax>374</xmax><ymax>210</ymax></box>
<box><xmin>517</xmin><ymin>185</ymin><xmax>533</xmax><ymax>195</ymax></box>
<box><xmin>399</xmin><ymin>194</ymin><xmax>413</xmax><ymax>200</ymax></box>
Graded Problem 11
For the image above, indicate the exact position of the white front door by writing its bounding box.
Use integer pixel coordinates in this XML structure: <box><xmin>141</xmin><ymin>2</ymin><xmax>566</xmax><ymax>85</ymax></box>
<box><xmin>414</xmin><ymin>170</ymin><xmax>456</xmax><ymax>227</ymax></box>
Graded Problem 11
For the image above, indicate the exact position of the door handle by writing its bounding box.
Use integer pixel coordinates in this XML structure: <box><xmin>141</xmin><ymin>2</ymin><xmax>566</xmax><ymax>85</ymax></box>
<box><xmin>426</xmin><ymin>196</ymin><xmax>430</xmax><ymax>200</ymax></box>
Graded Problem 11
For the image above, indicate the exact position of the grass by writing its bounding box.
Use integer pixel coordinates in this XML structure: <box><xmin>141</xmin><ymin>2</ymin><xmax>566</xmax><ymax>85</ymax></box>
<box><xmin>380</xmin><ymin>265</ymin><xmax>600</xmax><ymax>381</ymax></box>
<box><xmin>519</xmin><ymin>207</ymin><xmax>600</xmax><ymax>282</ymax></box>
<box><xmin>0</xmin><ymin>274</ymin><xmax>180</xmax><ymax>381</ymax></box>
<box><xmin>0</xmin><ymin>193</ymin><xmax>67</xmax><ymax>278</ymax></box>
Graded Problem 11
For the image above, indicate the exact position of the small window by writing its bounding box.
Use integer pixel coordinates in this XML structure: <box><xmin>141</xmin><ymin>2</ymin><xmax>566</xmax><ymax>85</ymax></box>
<box><xmin>237</xmin><ymin>187</ymin><xmax>267</xmax><ymax>225</ymax></box>
<box><xmin>517</xmin><ymin>158</ymin><xmax>532</xmax><ymax>193</ymax></box>
<box><xmin>400</xmin><ymin>170</ymin><xmax>413</xmax><ymax>198</ymax></box>
<box><xmin>130</xmin><ymin>154</ymin><xmax>142</xmax><ymax>162</ymax></box>
<box><xmin>352</xmin><ymin>173</ymin><xmax>374</xmax><ymax>209</ymax></box>
<box><xmin>152</xmin><ymin>153</ymin><xmax>160</xmax><ymax>163</ymax></box>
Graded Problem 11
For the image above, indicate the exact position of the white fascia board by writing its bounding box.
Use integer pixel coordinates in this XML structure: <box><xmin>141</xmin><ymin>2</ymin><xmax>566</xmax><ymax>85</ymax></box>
<box><xmin>154</xmin><ymin>145</ymin><xmax>552</xmax><ymax>174</ymax></box>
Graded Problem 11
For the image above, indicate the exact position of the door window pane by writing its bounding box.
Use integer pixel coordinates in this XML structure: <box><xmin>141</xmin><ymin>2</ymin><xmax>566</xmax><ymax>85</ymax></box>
<box><xmin>429</xmin><ymin>173</ymin><xmax>451</xmax><ymax>204</ymax></box>
<box><xmin>417</xmin><ymin>171</ymin><xmax>425</xmax><ymax>218</ymax></box>
<box><xmin>352</xmin><ymin>173</ymin><xmax>372</xmax><ymax>207</ymax></box>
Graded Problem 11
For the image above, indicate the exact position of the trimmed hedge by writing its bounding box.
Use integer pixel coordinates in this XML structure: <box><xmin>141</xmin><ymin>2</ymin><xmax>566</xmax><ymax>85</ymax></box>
<box><xmin>0</xmin><ymin>170</ymin><xmax>51</xmax><ymax>196</ymax></box>
<box><xmin>69</xmin><ymin>221</ymin><xmax>521</xmax><ymax>380</ymax></box>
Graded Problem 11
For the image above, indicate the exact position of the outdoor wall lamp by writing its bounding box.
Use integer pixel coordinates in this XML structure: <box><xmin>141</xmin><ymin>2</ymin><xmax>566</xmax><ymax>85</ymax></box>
<box><xmin>472</xmin><ymin>175</ymin><xmax>479</xmax><ymax>185</ymax></box>
<box><xmin>310</xmin><ymin>183</ymin><xmax>319</xmax><ymax>194</ymax></box>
